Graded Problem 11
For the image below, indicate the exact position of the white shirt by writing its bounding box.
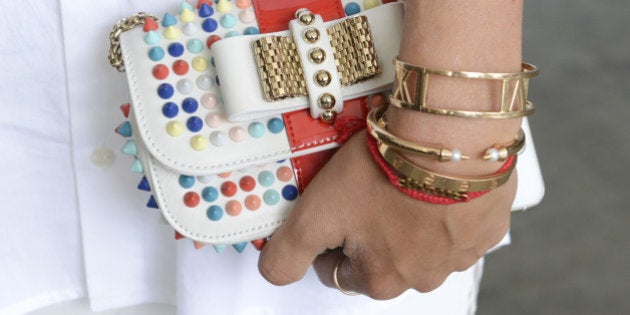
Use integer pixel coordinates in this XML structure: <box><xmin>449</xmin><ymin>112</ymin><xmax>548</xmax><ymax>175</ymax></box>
<box><xmin>0</xmin><ymin>1</ymin><xmax>515</xmax><ymax>314</ymax></box>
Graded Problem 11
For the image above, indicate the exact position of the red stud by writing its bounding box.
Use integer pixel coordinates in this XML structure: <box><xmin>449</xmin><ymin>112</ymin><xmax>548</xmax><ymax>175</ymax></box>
<box><xmin>239</xmin><ymin>176</ymin><xmax>256</xmax><ymax>192</ymax></box>
<box><xmin>183</xmin><ymin>192</ymin><xmax>200</xmax><ymax>207</ymax></box>
<box><xmin>120</xmin><ymin>103</ymin><xmax>131</xmax><ymax>118</ymax></box>
<box><xmin>172</xmin><ymin>60</ymin><xmax>189</xmax><ymax>76</ymax></box>
<box><xmin>196</xmin><ymin>0</ymin><xmax>213</xmax><ymax>9</ymax></box>
<box><xmin>220</xmin><ymin>181</ymin><xmax>238</xmax><ymax>197</ymax></box>
<box><xmin>152</xmin><ymin>64</ymin><xmax>169</xmax><ymax>80</ymax></box>
<box><xmin>206</xmin><ymin>35</ymin><xmax>222</xmax><ymax>49</ymax></box>
<box><xmin>251</xmin><ymin>238</ymin><xmax>267</xmax><ymax>251</ymax></box>
<box><xmin>143</xmin><ymin>17</ymin><xmax>158</xmax><ymax>32</ymax></box>
<box><xmin>175</xmin><ymin>231</ymin><xmax>185</xmax><ymax>240</ymax></box>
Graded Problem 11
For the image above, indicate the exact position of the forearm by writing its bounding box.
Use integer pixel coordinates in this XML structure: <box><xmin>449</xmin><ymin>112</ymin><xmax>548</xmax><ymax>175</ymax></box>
<box><xmin>388</xmin><ymin>0</ymin><xmax>524</xmax><ymax>176</ymax></box>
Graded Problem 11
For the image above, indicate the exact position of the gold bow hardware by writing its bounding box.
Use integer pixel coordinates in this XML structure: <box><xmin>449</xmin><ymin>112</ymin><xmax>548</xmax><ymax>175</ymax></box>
<box><xmin>252</xmin><ymin>15</ymin><xmax>381</xmax><ymax>102</ymax></box>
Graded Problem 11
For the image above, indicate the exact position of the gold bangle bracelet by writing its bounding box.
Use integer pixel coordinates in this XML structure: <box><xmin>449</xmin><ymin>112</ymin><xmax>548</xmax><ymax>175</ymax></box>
<box><xmin>390</xmin><ymin>58</ymin><xmax>539</xmax><ymax>119</ymax></box>
<box><xmin>377</xmin><ymin>141</ymin><xmax>517</xmax><ymax>197</ymax></box>
<box><xmin>367</xmin><ymin>105</ymin><xmax>526</xmax><ymax>162</ymax></box>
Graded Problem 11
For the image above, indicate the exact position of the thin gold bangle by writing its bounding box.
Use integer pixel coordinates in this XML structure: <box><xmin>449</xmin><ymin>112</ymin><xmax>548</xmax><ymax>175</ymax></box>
<box><xmin>367</xmin><ymin>105</ymin><xmax>526</xmax><ymax>162</ymax></box>
<box><xmin>390</xmin><ymin>58</ymin><xmax>539</xmax><ymax>119</ymax></box>
<box><xmin>377</xmin><ymin>141</ymin><xmax>517</xmax><ymax>195</ymax></box>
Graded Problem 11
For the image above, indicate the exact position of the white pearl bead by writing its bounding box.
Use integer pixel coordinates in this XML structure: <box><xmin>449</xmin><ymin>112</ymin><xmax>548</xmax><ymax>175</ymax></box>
<box><xmin>486</xmin><ymin>148</ymin><xmax>500</xmax><ymax>161</ymax></box>
<box><xmin>451</xmin><ymin>149</ymin><xmax>462</xmax><ymax>162</ymax></box>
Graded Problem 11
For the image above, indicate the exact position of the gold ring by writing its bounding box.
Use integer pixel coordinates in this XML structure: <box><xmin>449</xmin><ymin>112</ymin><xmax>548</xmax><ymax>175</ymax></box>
<box><xmin>333</xmin><ymin>259</ymin><xmax>359</xmax><ymax>296</ymax></box>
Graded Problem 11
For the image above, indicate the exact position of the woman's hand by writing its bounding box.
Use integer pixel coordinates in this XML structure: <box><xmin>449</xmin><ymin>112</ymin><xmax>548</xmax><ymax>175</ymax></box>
<box><xmin>258</xmin><ymin>131</ymin><xmax>517</xmax><ymax>299</ymax></box>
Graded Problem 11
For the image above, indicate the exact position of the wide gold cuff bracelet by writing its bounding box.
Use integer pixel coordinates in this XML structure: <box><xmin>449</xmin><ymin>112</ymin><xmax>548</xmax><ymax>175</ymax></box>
<box><xmin>390</xmin><ymin>58</ymin><xmax>539</xmax><ymax>119</ymax></box>
<box><xmin>367</xmin><ymin>105</ymin><xmax>525</xmax><ymax>162</ymax></box>
<box><xmin>377</xmin><ymin>141</ymin><xmax>517</xmax><ymax>199</ymax></box>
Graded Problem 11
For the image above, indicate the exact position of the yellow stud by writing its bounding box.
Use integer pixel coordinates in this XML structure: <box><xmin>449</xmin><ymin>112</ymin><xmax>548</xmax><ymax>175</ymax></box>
<box><xmin>217</xmin><ymin>0</ymin><xmax>232</xmax><ymax>13</ymax></box>
<box><xmin>192</xmin><ymin>57</ymin><xmax>209</xmax><ymax>72</ymax></box>
<box><xmin>167</xmin><ymin>121</ymin><xmax>184</xmax><ymax>137</ymax></box>
<box><xmin>363</xmin><ymin>0</ymin><xmax>380</xmax><ymax>10</ymax></box>
<box><xmin>190</xmin><ymin>135</ymin><xmax>209</xmax><ymax>151</ymax></box>
<box><xmin>180</xmin><ymin>8</ymin><xmax>195</xmax><ymax>23</ymax></box>
<box><xmin>164</xmin><ymin>26</ymin><xmax>181</xmax><ymax>40</ymax></box>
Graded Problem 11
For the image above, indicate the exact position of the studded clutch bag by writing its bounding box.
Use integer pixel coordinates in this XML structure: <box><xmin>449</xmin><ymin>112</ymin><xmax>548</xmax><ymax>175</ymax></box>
<box><xmin>110</xmin><ymin>0</ymin><xmax>406</xmax><ymax>253</ymax></box>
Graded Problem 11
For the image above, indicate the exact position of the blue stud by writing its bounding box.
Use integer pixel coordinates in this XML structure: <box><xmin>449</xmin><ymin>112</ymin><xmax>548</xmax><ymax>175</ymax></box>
<box><xmin>207</xmin><ymin>205</ymin><xmax>224</xmax><ymax>221</ymax></box>
<box><xmin>213</xmin><ymin>244</ymin><xmax>226</xmax><ymax>253</ymax></box>
<box><xmin>202</xmin><ymin>186</ymin><xmax>219</xmax><ymax>202</ymax></box>
<box><xmin>199</xmin><ymin>4</ymin><xmax>214</xmax><ymax>18</ymax></box>
<box><xmin>267</xmin><ymin>118</ymin><xmax>285</xmax><ymax>134</ymax></box>
<box><xmin>157</xmin><ymin>83</ymin><xmax>175</xmax><ymax>99</ymax></box>
<box><xmin>182</xmin><ymin>97</ymin><xmax>199</xmax><ymax>113</ymax></box>
<box><xmin>168</xmin><ymin>43</ymin><xmax>185</xmax><ymax>57</ymax></box>
<box><xmin>115</xmin><ymin>121</ymin><xmax>132</xmax><ymax>138</ymax></box>
<box><xmin>162</xmin><ymin>102</ymin><xmax>179</xmax><ymax>118</ymax></box>
<box><xmin>162</xmin><ymin>13</ymin><xmax>178</xmax><ymax>27</ymax></box>
<box><xmin>137</xmin><ymin>177</ymin><xmax>151</xmax><ymax>191</ymax></box>
<box><xmin>121</xmin><ymin>140</ymin><xmax>138</xmax><ymax>156</ymax></box>
<box><xmin>179</xmin><ymin>175</ymin><xmax>196</xmax><ymax>189</ymax></box>
<box><xmin>187</xmin><ymin>116</ymin><xmax>204</xmax><ymax>132</ymax></box>
<box><xmin>147</xmin><ymin>195</ymin><xmax>159</xmax><ymax>209</ymax></box>
<box><xmin>243</xmin><ymin>27</ymin><xmax>260</xmax><ymax>35</ymax></box>
<box><xmin>345</xmin><ymin>2</ymin><xmax>361</xmax><ymax>16</ymax></box>
<box><xmin>282</xmin><ymin>185</ymin><xmax>299</xmax><ymax>201</ymax></box>
<box><xmin>232</xmin><ymin>242</ymin><xmax>247</xmax><ymax>253</ymax></box>
<box><xmin>202</xmin><ymin>18</ymin><xmax>218</xmax><ymax>33</ymax></box>
<box><xmin>148</xmin><ymin>46</ymin><xmax>165</xmax><ymax>61</ymax></box>
<box><xmin>131</xmin><ymin>159</ymin><xmax>144</xmax><ymax>174</ymax></box>
<box><xmin>225</xmin><ymin>31</ymin><xmax>240</xmax><ymax>38</ymax></box>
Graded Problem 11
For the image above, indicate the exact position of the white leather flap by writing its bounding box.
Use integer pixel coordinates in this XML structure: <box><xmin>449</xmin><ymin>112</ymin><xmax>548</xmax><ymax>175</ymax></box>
<box><xmin>214</xmin><ymin>3</ymin><xmax>404</xmax><ymax>122</ymax></box>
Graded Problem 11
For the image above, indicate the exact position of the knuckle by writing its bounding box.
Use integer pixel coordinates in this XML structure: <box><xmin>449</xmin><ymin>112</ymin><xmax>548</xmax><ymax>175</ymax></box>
<box><xmin>363</xmin><ymin>274</ymin><xmax>405</xmax><ymax>300</ymax></box>
<box><xmin>414</xmin><ymin>273</ymin><xmax>449</xmax><ymax>293</ymax></box>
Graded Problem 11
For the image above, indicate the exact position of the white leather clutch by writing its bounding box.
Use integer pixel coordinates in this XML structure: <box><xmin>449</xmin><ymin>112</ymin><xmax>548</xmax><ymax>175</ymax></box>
<box><xmin>111</xmin><ymin>0</ymin><xmax>544</xmax><ymax>253</ymax></box>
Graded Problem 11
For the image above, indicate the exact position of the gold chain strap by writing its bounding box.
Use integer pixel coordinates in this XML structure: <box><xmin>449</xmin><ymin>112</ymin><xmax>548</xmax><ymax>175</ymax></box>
<box><xmin>108</xmin><ymin>13</ymin><xmax>158</xmax><ymax>72</ymax></box>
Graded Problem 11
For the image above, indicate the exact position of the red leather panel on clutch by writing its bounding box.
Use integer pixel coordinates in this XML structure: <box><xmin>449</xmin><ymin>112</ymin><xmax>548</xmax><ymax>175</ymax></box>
<box><xmin>254</xmin><ymin>0</ymin><xmax>369</xmax><ymax>191</ymax></box>
<box><xmin>253</xmin><ymin>0</ymin><xmax>345</xmax><ymax>33</ymax></box>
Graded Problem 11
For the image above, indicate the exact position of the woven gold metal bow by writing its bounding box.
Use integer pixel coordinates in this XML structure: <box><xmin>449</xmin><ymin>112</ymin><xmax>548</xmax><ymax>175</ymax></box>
<box><xmin>252</xmin><ymin>15</ymin><xmax>381</xmax><ymax>102</ymax></box>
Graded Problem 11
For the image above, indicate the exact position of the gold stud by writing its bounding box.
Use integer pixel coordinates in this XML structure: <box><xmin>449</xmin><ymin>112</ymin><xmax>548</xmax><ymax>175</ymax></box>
<box><xmin>321</xmin><ymin>110</ymin><xmax>337</xmax><ymax>123</ymax></box>
<box><xmin>314</xmin><ymin>70</ymin><xmax>332</xmax><ymax>87</ymax></box>
<box><xmin>297</xmin><ymin>11</ymin><xmax>315</xmax><ymax>25</ymax></box>
<box><xmin>309</xmin><ymin>48</ymin><xmax>326</xmax><ymax>64</ymax></box>
<box><xmin>318</xmin><ymin>93</ymin><xmax>336</xmax><ymax>109</ymax></box>
<box><xmin>304</xmin><ymin>28</ymin><xmax>320</xmax><ymax>43</ymax></box>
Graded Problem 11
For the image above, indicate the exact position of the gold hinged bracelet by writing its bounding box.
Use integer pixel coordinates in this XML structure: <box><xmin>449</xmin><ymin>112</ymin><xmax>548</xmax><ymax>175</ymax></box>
<box><xmin>390</xmin><ymin>58</ymin><xmax>539</xmax><ymax>119</ymax></box>
<box><xmin>367</xmin><ymin>105</ymin><xmax>526</xmax><ymax>162</ymax></box>
<box><xmin>377</xmin><ymin>141</ymin><xmax>517</xmax><ymax>199</ymax></box>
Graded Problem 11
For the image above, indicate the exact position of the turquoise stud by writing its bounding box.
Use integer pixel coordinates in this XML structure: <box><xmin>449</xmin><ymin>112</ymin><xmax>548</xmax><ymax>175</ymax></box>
<box><xmin>121</xmin><ymin>140</ymin><xmax>138</xmax><ymax>156</ymax></box>
<box><xmin>115</xmin><ymin>121</ymin><xmax>132</xmax><ymax>138</ymax></box>
<box><xmin>232</xmin><ymin>242</ymin><xmax>247</xmax><ymax>253</ymax></box>
<box><xmin>131</xmin><ymin>158</ymin><xmax>144</xmax><ymax>174</ymax></box>
<box><xmin>162</xmin><ymin>13</ymin><xmax>177</xmax><ymax>27</ymax></box>
<box><xmin>213</xmin><ymin>244</ymin><xmax>227</xmax><ymax>253</ymax></box>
